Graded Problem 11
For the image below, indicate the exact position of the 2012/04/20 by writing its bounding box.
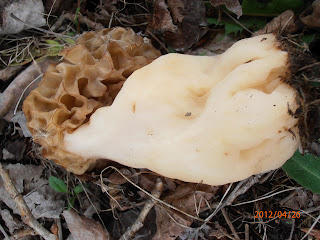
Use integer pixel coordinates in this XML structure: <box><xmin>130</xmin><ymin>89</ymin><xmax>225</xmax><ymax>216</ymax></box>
<box><xmin>254</xmin><ymin>211</ymin><xmax>301</xmax><ymax>218</ymax></box>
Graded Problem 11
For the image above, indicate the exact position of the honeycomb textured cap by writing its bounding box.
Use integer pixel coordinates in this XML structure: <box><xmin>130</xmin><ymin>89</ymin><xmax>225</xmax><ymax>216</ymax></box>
<box><xmin>23</xmin><ymin>27</ymin><xmax>161</xmax><ymax>174</ymax></box>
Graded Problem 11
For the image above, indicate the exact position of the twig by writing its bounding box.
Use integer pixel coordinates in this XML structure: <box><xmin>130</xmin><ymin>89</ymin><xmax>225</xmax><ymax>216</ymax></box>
<box><xmin>245</xmin><ymin>224</ymin><xmax>249</xmax><ymax>240</ymax></box>
<box><xmin>301</xmin><ymin>213</ymin><xmax>320</xmax><ymax>240</ymax></box>
<box><xmin>13</xmin><ymin>74</ymin><xmax>43</xmax><ymax>115</ymax></box>
<box><xmin>146</xmin><ymin>30</ymin><xmax>169</xmax><ymax>54</ymax></box>
<box><xmin>0</xmin><ymin>223</ymin><xmax>10</xmax><ymax>240</ymax></box>
<box><xmin>221</xmin><ymin>208</ymin><xmax>240</xmax><ymax>240</ymax></box>
<box><xmin>51</xmin><ymin>13</ymin><xmax>104</xmax><ymax>31</ymax></box>
<box><xmin>9</xmin><ymin>228</ymin><xmax>37</xmax><ymax>240</ymax></box>
<box><xmin>297</xmin><ymin>62</ymin><xmax>320</xmax><ymax>72</ymax></box>
<box><xmin>100</xmin><ymin>166</ymin><xmax>206</xmax><ymax>222</ymax></box>
<box><xmin>223</xmin><ymin>10</ymin><xmax>253</xmax><ymax>34</ymax></box>
<box><xmin>231</xmin><ymin>187</ymin><xmax>301</xmax><ymax>207</ymax></box>
<box><xmin>0</xmin><ymin>65</ymin><xmax>23</xmax><ymax>82</ymax></box>
<box><xmin>0</xmin><ymin>58</ymin><xmax>55</xmax><ymax>118</ymax></box>
<box><xmin>119</xmin><ymin>178</ymin><xmax>164</xmax><ymax>240</ymax></box>
<box><xmin>199</xmin><ymin>174</ymin><xmax>265</xmax><ymax>233</ymax></box>
<box><xmin>0</xmin><ymin>163</ymin><xmax>57</xmax><ymax>240</ymax></box>
<box><xmin>10</xmin><ymin>14</ymin><xmax>74</xmax><ymax>39</ymax></box>
<box><xmin>287</xmin><ymin>218</ymin><xmax>295</xmax><ymax>240</ymax></box>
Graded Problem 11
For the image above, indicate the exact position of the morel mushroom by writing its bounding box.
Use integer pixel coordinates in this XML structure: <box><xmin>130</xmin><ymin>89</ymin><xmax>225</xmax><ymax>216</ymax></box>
<box><xmin>24</xmin><ymin>33</ymin><xmax>300</xmax><ymax>185</ymax></box>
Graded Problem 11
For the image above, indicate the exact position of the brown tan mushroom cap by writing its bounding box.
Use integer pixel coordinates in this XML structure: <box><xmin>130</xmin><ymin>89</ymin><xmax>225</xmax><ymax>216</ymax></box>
<box><xmin>24</xmin><ymin>32</ymin><xmax>299</xmax><ymax>185</ymax></box>
<box><xmin>23</xmin><ymin>27</ymin><xmax>161</xmax><ymax>172</ymax></box>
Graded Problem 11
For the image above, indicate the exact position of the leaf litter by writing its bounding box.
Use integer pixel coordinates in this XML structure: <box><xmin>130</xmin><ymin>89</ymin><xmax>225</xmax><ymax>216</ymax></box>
<box><xmin>1</xmin><ymin>0</ymin><xmax>320</xmax><ymax>239</ymax></box>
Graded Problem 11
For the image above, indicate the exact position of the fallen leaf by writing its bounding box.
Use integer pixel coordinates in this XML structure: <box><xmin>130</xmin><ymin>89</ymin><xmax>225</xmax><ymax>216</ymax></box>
<box><xmin>300</xmin><ymin>0</ymin><xmax>320</xmax><ymax>28</ymax></box>
<box><xmin>11</xmin><ymin>111</ymin><xmax>32</xmax><ymax>138</ymax></box>
<box><xmin>0</xmin><ymin>164</ymin><xmax>64</xmax><ymax>219</ymax></box>
<box><xmin>152</xmin><ymin>205</ymin><xmax>191</xmax><ymax>240</ymax></box>
<box><xmin>253</xmin><ymin>10</ymin><xmax>300</xmax><ymax>36</ymax></box>
<box><xmin>149</xmin><ymin>0</ymin><xmax>177</xmax><ymax>33</ymax></box>
<box><xmin>190</xmin><ymin>32</ymin><xmax>237</xmax><ymax>56</ymax></box>
<box><xmin>2</xmin><ymin>148</ymin><xmax>15</xmax><ymax>160</ymax></box>
<box><xmin>210</xmin><ymin>0</ymin><xmax>242</xmax><ymax>18</ymax></box>
<box><xmin>0</xmin><ymin>0</ymin><xmax>46</xmax><ymax>34</ymax></box>
<box><xmin>152</xmin><ymin>183</ymin><xmax>218</xmax><ymax>239</ymax></box>
<box><xmin>281</xmin><ymin>189</ymin><xmax>310</xmax><ymax>210</ymax></box>
<box><xmin>149</xmin><ymin>0</ymin><xmax>207</xmax><ymax>51</ymax></box>
<box><xmin>4</xmin><ymin>138</ymin><xmax>26</xmax><ymax>161</ymax></box>
<box><xmin>63</xmin><ymin>209</ymin><xmax>110</xmax><ymax>240</ymax></box>
<box><xmin>0</xmin><ymin>208</ymin><xmax>23</xmax><ymax>234</ymax></box>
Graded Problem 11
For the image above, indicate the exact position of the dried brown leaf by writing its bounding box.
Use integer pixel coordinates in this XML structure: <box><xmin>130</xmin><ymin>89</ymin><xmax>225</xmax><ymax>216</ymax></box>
<box><xmin>0</xmin><ymin>164</ymin><xmax>64</xmax><ymax>219</ymax></box>
<box><xmin>210</xmin><ymin>0</ymin><xmax>242</xmax><ymax>18</ymax></box>
<box><xmin>63</xmin><ymin>209</ymin><xmax>110</xmax><ymax>240</ymax></box>
<box><xmin>281</xmin><ymin>189</ymin><xmax>309</xmax><ymax>210</ymax></box>
<box><xmin>149</xmin><ymin>0</ymin><xmax>177</xmax><ymax>32</ymax></box>
<box><xmin>300</xmin><ymin>0</ymin><xmax>320</xmax><ymax>28</ymax></box>
<box><xmin>152</xmin><ymin>205</ymin><xmax>191</xmax><ymax>240</ymax></box>
<box><xmin>253</xmin><ymin>10</ymin><xmax>299</xmax><ymax>36</ymax></box>
<box><xmin>152</xmin><ymin>183</ymin><xmax>218</xmax><ymax>239</ymax></box>
<box><xmin>149</xmin><ymin>0</ymin><xmax>207</xmax><ymax>51</ymax></box>
<box><xmin>4</xmin><ymin>138</ymin><xmax>26</xmax><ymax>161</ymax></box>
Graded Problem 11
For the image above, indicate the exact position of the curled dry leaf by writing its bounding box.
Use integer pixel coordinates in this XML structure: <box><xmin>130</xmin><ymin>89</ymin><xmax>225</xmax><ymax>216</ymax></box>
<box><xmin>152</xmin><ymin>184</ymin><xmax>218</xmax><ymax>239</ymax></box>
<box><xmin>300</xmin><ymin>0</ymin><xmax>320</xmax><ymax>28</ymax></box>
<box><xmin>253</xmin><ymin>10</ymin><xmax>300</xmax><ymax>36</ymax></box>
<box><xmin>63</xmin><ymin>209</ymin><xmax>110</xmax><ymax>240</ymax></box>
<box><xmin>153</xmin><ymin>205</ymin><xmax>191</xmax><ymax>240</ymax></box>
<box><xmin>149</xmin><ymin>0</ymin><xmax>207</xmax><ymax>51</ymax></box>
<box><xmin>210</xmin><ymin>0</ymin><xmax>242</xmax><ymax>18</ymax></box>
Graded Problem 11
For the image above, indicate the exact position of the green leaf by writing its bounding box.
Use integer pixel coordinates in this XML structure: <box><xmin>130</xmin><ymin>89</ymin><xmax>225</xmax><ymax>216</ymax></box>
<box><xmin>242</xmin><ymin>0</ymin><xmax>304</xmax><ymax>17</ymax></box>
<box><xmin>224</xmin><ymin>22</ymin><xmax>244</xmax><ymax>36</ymax></box>
<box><xmin>282</xmin><ymin>151</ymin><xmax>320</xmax><ymax>194</ymax></box>
<box><xmin>73</xmin><ymin>185</ymin><xmax>84</xmax><ymax>194</ymax></box>
<box><xmin>67</xmin><ymin>196</ymin><xmax>76</xmax><ymax>210</ymax></box>
<box><xmin>49</xmin><ymin>176</ymin><xmax>69</xmax><ymax>193</ymax></box>
<box><xmin>302</xmin><ymin>34</ymin><xmax>316</xmax><ymax>46</ymax></box>
<box><xmin>207</xmin><ymin>17</ymin><xmax>267</xmax><ymax>38</ymax></box>
<box><xmin>45</xmin><ymin>40</ymin><xmax>60</xmax><ymax>45</ymax></box>
<box><xmin>63</xmin><ymin>38</ymin><xmax>76</xmax><ymax>44</ymax></box>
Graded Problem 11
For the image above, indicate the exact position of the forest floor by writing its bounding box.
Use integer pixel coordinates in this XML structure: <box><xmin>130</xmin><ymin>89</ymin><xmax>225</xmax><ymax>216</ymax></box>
<box><xmin>1</xmin><ymin>0</ymin><xmax>320</xmax><ymax>239</ymax></box>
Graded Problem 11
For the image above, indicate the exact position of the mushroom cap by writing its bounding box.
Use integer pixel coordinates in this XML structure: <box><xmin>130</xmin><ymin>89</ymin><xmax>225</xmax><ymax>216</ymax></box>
<box><xmin>64</xmin><ymin>34</ymin><xmax>299</xmax><ymax>185</ymax></box>
<box><xmin>23</xmin><ymin>27</ymin><xmax>161</xmax><ymax>172</ymax></box>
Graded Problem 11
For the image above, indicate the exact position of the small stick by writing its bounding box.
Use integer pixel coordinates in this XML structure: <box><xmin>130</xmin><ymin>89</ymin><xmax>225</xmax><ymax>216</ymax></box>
<box><xmin>221</xmin><ymin>208</ymin><xmax>240</xmax><ymax>240</ymax></box>
<box><xmin>0</xmin><ymin>224</ymin><xmax>10</xmax><ymax>240</ymax></box>
<box><xmin>119</xmin><ymin>178</ymin><xmax>164</xmax><ymax>240</ymax></box>
<box><xmin>9</xmin><ymin>228</ymin><xmax>37</xmax><ymax>240</ymax></box>
<box><xmin>0</xmin><ymin>163</ymin><xmax>57</xmax><ymax>240</ymax></box>
<box><xmin>0</xmin><ymin>58</ymin><xmax>54</xmax><ymax>118</ymax></box>
<box><xmin>51</xmin><ymin>13</ymin><xmax>104</xmax><ymax>31</ymax></box>
<box><xmin>287</xmin><ymin>218</ymin><xmax>295</xmax><ymax>240</ymax></box>
<box><xmin>245</xmin><ymin>224</ymin><xmax>249</xmax><ymax>240</ymax></box>
<box><xmin>10</xmin><ymin>14</ymin><xmax>73</xmax><ymax>39</ymax></box>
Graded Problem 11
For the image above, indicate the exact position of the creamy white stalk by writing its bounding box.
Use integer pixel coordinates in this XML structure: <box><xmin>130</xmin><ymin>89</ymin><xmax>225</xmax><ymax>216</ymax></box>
<box><xmin>64</xmin><ymin>34</ymin><xmax>299</xmax><ymax>185</ymax></box>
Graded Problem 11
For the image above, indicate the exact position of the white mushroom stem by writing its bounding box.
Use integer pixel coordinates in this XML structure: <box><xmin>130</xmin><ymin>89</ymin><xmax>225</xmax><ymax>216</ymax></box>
<box><xmin>64</xmin><ymin>34</ymin><xmax>299</xmax><ymax>185</ymax></box>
